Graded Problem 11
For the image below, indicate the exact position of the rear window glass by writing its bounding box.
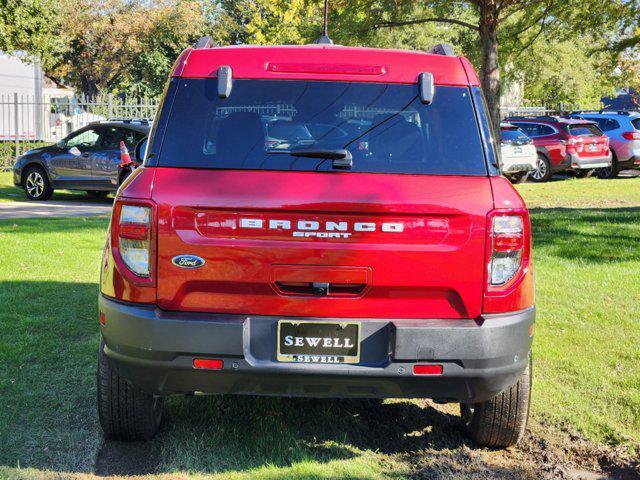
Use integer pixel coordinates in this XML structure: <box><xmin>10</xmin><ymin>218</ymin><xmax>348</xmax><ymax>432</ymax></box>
<box><xmin>567</xmin><ymin>123</ymin><xmax>603</xmax><ymax>136</ymax></box>
<box><xmin>501</xmin><ymin>128</ymin><xmax>529</xmax><ymax>142</ymax></box>
<box><xmin>590</xmin><ymin>118</ymin><xmax>619</xmax><ymax>132</ymax></box>
<box><xmin>632</xmin><ymin>118</ymin><xmax>640</xmax><ymax>130</ymax></box>
<box><xmin>510</xmin><ymin>122</ymin><xmax>556</xmax><ymax>137</ymax></box>
<box><xmin>159</xmin><ymin>79</ymin><xmax>487</xmax><ymax>175</ymax></box>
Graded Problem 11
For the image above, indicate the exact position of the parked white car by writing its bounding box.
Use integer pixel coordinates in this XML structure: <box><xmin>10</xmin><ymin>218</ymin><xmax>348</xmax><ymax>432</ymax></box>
<box><xmin>500</xmin><ymin>122</ymin><xmax>537</xmax><ymax>183</ymax></box>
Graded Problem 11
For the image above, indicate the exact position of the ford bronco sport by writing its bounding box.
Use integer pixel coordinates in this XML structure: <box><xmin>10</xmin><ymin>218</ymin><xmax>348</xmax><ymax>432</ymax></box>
<box><xmin>98</xmin><ymin>39</ymin><xmax>535</xmax><ymax>448</ymax></box>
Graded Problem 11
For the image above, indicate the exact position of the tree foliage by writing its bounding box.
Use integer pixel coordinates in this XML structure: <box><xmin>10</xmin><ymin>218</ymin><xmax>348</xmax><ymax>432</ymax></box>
<box><xmin>47</xmin><ymin>0</ymin><xmax>205</xmax><ymax>97</ymax></box>
<box><xmin>0</xmin><ymin>0</ymin><xmax>65</xmax><ymax>63</ymax></box>
<box><xmin>2</xmin><ymin>0</ymin><xmax>636</xmax><ymax>107</ymax></box>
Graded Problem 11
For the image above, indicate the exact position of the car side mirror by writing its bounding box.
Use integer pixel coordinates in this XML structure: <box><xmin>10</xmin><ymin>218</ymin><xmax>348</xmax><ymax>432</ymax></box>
<box><xmin>56</xmin><ymin>140</ymin><xmax>66</xmax><ymax>149</ymax></box>
<box><xmin>134</xmin><ymin>137</ymin><xmax>148</xmax><ymax>164</ymax></box>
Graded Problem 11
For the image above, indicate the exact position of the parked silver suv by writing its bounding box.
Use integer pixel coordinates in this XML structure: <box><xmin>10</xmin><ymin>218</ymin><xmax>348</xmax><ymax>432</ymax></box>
<box><xmin>12</xmin><ymin>120</ymin><xmax>149</xmax><ymax>200</ymax></box>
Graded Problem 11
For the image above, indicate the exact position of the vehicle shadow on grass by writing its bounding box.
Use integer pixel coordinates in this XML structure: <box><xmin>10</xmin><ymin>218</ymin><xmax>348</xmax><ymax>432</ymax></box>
<box><xmin>529</xmin><ymin>206</ymin><xmax>640</xmax><ymax>263</ymax></box>
<box><xmin>0</xmin><ymin>279</ymin><xmax>523</xmax><ymax>479</ymax></box>
<box><xmin>94</xmin><ymin>396</ymin><xmax>471</xmax><ymax>477</ymax></box>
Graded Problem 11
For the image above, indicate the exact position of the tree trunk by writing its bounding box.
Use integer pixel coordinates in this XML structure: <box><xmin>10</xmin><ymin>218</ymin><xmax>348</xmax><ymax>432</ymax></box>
<box><xmin>81</xmin><ymin>77</ymin><xmax>100</xmax><ymax>100</ymax></box>
<box><xmin>478</xmin><ymin>0</ymin><xmax>501</xmax><ymax>133</ymax></box>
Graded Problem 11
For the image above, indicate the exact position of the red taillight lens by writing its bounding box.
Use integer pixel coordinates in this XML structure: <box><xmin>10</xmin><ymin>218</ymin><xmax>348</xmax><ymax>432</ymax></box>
<box><xmin>494</xmin><ymin>232</ymin><xmax>524</xmax><ymax>252</ymax></box>
<box><xmin>413</xmin><ymin>364</ymin><xmax>443</xmax><ymax>375</ymax></box>
<box><xmin>622</xmin><ymin>131</ymin><xmax>640</xmax><ymax>141</ymax></box>
<box><xmin>112</xmin><ymin>201</ymin><xmax>155</xmax><ymax>281</ymax></box>
<box><xmin>489</xmin><ymin>214</ymin><xmax>525</xmax><ymax>286</ymax></box>
<box><xmin>119</xmin><ymin>223</ymin><xmax>149</xmax><ymax>240</ymax></box>
<box><xmin>193</xmin><ymin>359</ymin><xmax>223</xmax><ymax>370</ymax></box>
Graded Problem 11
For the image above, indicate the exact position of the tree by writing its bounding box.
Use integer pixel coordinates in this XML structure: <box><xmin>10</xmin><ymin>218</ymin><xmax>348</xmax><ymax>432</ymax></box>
<box><xmin>339</xmin><ymin>0</ymin><xmax>624</xmax><ymax>128</ymax></box>
<box><xmin>0</xmin><ymin>0</ymin><xmax>65</xmax><ymax>65</ymax></box>
<box><xmin>48</xmin><ymin>0</ymin><xmax>205</xmax><ymax>97</ymax></box>
<box><xmin>211</xmin><ymin>0</ymin><xmax>314</xmax><ymax>45</ymax></box>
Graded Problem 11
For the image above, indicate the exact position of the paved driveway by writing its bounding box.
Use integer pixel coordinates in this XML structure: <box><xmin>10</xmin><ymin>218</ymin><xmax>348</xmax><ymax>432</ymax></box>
<box><xmin>0</xmin><ymin>200</ymin><xmax>113</xmax><ymax>219</ymax></box>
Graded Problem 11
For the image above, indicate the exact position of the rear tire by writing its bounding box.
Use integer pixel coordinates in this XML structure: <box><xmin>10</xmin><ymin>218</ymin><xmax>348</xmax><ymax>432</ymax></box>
<box><xmin>23</xmin><ymin>166</ymin><xmax>53</xmax><ymax>201</ymax></box>
<box><xmin>596</xmin><ymin>152</ymin><xmax>619</xmax><ymax>179</ymax></box>
<box><xmin>97</xmin><ymin>340</ymin><xmax>163</xmax><ymax>441</ymax></box>
<box><xmin>460</xmin><ymin>354</ymin><xmax>531</xmax><ymax>448</ymax></box>
<box><xmin>529</xmin><ymin>154</ymin><xmax>552</xmax><ymax>182</ymax></box>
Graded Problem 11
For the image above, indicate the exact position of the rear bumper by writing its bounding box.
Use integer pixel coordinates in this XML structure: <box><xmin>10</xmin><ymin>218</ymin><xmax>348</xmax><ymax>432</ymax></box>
<box><xmin>99</xmin><ymin>294</ymin><xmax>535</xmax><ymax>402</ymax></box>
<box><xmin>568</xmin><ymin>152</ymin><xmax>612</xmax><ymax>169</ymax></box>
<box><xmin>502</xmin><ymin>162</ymin><xmax>535</xmax><ymax>174</ymax></box>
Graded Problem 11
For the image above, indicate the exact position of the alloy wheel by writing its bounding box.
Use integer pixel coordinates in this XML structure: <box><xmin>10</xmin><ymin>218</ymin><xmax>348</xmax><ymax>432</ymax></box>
<box><xmin>26</xmin><ymin>171</ymin><xmax>45</xmax><ymax>198</ymax></box>
<box><xmin>531</xmin><ymin>158</ymin><xmax>547</xmax><ymax>180</ymax></box>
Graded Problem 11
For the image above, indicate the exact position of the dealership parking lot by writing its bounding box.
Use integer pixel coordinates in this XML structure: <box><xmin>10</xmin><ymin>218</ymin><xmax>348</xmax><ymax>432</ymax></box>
<box><xmin>0</xmin><ymin>174</ymin><xmax>638</xmax><ymax>479</ymax></box>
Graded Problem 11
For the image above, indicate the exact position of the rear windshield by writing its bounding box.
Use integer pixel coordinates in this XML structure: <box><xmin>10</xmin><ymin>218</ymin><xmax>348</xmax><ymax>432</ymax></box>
<box><xmin>501</xmin><ymin>128</ymin><xmax>530</xmax><ymax>143</ymax></box>
<box><xmin>159</xmin><ymin>79</ymin><xmax>487</xmax><ymax>175</ymax></box>
<box><xmin>567</xmin><ymin>123</ymin><xmax>603</xmax><ymax>137</ymax></box>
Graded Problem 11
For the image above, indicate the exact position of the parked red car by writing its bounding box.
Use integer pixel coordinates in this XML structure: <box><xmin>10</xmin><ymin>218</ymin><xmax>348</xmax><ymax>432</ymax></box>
<box><xmin>507</xmin><ymin>116</ymin><xmax>611</xmax><ymax>182</ymax></box>
<box><xmin>98</xmin><ymin>39</ymin><xmax>535</xmax><ymax>448</ymax></box>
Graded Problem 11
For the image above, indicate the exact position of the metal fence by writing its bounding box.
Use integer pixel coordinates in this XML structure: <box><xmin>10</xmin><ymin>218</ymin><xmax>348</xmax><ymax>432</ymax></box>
<box><xmin>500</xmin><ymin>103</ymin><xmax>581</xmax><ymax>120</ymax></box>
<box><xmin>0</xmin><ymin>94</ymin><xmax>158</xmax><ymax>170</ymax></box>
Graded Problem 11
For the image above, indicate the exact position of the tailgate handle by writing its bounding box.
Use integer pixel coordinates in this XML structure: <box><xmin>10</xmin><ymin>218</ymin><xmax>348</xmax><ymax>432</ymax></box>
<box><xmin>275</xmin><ymin>281</ymin><xmax>367</xmax><ymax>297</ymax></box>
<box><xmin>312</xmin><ymin>282</ymin><xmax>330</xmax><ymax>296</ymax></box>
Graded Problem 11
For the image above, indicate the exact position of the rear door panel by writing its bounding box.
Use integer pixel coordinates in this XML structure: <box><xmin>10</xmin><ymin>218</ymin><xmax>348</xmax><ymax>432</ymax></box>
<box><xmin>153</xmin><ymin>168</ymin><xmax>493</xmax><ymax>319</ymax></box>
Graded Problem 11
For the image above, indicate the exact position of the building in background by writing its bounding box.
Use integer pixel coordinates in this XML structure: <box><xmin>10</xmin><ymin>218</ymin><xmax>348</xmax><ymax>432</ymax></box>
<box><xmin>0</xmin><ymin>52</ymin><xmax>78</xmax><ymax>141</ymax></box>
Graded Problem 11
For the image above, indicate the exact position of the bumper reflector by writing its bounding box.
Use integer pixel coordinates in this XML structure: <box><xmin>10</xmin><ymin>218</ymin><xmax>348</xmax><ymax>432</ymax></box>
<box><xmin>193</xmin><ymin>358</ymin><xmax>223</xmax><ymax>370</ymax></box>
<box><xmin>413</xmin><ymin>364</ymin><xmax>443</xmax><ymax>375</ymax></box>
<box><xmin>99</xmin><ymin>312</ymin><xmax>106</xmax><ymax>325</ymax></box>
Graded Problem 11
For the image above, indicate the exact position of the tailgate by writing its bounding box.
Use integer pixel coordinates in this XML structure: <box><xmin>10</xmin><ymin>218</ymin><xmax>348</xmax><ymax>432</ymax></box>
<box><xmin>580</xmin><ymin>135</ymin><xmax>608</xmax><ymax>157</ymax></box>
<box><xmin>153</xmin><ymin>168</ymin><xmax>493</xmax><ymax>319</ymax></box>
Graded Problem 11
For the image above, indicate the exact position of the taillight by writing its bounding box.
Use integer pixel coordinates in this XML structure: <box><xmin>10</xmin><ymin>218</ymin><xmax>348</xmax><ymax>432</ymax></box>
<box><xmin>567</xmin><ymin>137</ymin><xmax>583</xmax><ymax>153</ymax></box>
<box><xmin>622</xmin><ymin>131</ymin><xmax>640</xmax><ymax>141</ymax></box>
<box><xmin>490</xmin><ymin>215</ymin><xmax>524</xmax><ymax>286</ymax></box>
<box><xmin>484</xmin><ymin>188</ymin><xmax>534</xmax><ymax>314</ymax></box>
<box><xmin>118</xmin><ymin>205</ymin><xmax>152</xmax><ymax>276</ymax></box>
<box><xmin>111</xmin><ymin>200</ymin><xmax>156</xmax><ymax>284</ymax></box>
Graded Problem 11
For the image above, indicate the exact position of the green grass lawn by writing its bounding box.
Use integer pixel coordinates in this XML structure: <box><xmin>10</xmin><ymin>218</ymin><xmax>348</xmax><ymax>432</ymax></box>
<box><xmin>0</xmin><ymin>177</ymin><xmax>638</xmax><ymax>478</ymax></box>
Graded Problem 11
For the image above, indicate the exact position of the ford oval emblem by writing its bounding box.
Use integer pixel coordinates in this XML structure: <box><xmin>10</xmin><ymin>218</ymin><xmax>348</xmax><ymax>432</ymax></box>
<box><xmin>172</xmin><ymin>255</ymin><xmax>205</xmax><ymax>269</ymax></box>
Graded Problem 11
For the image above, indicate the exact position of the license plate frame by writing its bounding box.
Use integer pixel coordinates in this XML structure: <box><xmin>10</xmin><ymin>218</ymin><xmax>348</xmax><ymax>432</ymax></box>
<box><xmin>277</xmin><ymin>320</ymin><xmax>361</xmax><ymax>364</ymax></box>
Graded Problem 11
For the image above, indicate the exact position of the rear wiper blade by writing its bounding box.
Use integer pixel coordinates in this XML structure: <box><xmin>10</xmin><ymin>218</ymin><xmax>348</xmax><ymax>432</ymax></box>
<box><xmin>288</xmin><ymin>148</ymin><xmax>352</xmax><ymax>170</ymax></box>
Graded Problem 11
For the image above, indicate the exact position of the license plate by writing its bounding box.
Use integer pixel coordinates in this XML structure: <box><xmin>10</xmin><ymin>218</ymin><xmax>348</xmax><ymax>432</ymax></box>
<box><xmin>513</xmin><ymin>146</ymin><xmax>523</xmax><ymax>155</ymax></box>
<box><xmin>588</xmin><ymin>144</ymin><xmax>598</xmax><ymax>152</ymax></box>
<box><xmin>277</xmin><ymin>321</ymin><xmax>361</xmax><ymax>364</ymax></box>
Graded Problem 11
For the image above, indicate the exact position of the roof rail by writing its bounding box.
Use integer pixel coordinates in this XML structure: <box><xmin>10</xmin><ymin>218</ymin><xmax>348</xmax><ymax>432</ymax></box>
<box><xmin>97</xmin><ymin>118</ymin><xmax>151</xmax><ymax>125</ymax></box>
<box><xmin>195</xmin><ymin>36</ymin><xmax>214</xmax><ymax>49</ymax></box>
<box><xmin>428</xmin><ymin>44</ymin><xmax>455</xmax><ymax>56</ymax></box>
<box><xmin>506</xmin><ymin>115</ymin><xmax>559</xmax><ymax>121</ymax></box>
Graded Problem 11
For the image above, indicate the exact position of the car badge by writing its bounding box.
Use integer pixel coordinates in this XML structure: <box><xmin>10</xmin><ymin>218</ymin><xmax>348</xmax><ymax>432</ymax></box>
<box><xmin>172</xmin><ymin>255</ymin><xmax>205</xmax><ymax>269</ymax></box>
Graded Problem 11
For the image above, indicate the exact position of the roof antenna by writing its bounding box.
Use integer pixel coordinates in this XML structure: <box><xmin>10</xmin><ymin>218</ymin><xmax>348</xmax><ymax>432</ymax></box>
<box><xmin>315</xmin><ymin>0</ymin><xmax>333</xmax><ymax>44</ymax></box>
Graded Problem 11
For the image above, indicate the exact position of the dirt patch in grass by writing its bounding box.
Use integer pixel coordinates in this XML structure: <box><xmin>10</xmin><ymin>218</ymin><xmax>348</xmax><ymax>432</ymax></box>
<box><xmin>410</xmin><ymin>405</ymin><xmax>639</xmax><ymax>480</ymax></box>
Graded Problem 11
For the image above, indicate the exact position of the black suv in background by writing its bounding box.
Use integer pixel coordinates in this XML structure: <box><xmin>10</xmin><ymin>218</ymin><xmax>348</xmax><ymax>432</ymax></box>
<box><xmin>12</xmin><ymin>120</ymin><xmax>150</xmax><ymax>200</ymax></box>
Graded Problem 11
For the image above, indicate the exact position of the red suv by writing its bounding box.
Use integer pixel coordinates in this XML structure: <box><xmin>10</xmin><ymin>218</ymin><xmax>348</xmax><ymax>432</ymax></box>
<box><xmin>98</xmin><ymin>39</ymin><xmax>535</xmax><ymax>448</ymax></box>
<box><xmin>507</xmin><ymin>116</ymin><xmax>611</xmax><ymax>182</ymax></box>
